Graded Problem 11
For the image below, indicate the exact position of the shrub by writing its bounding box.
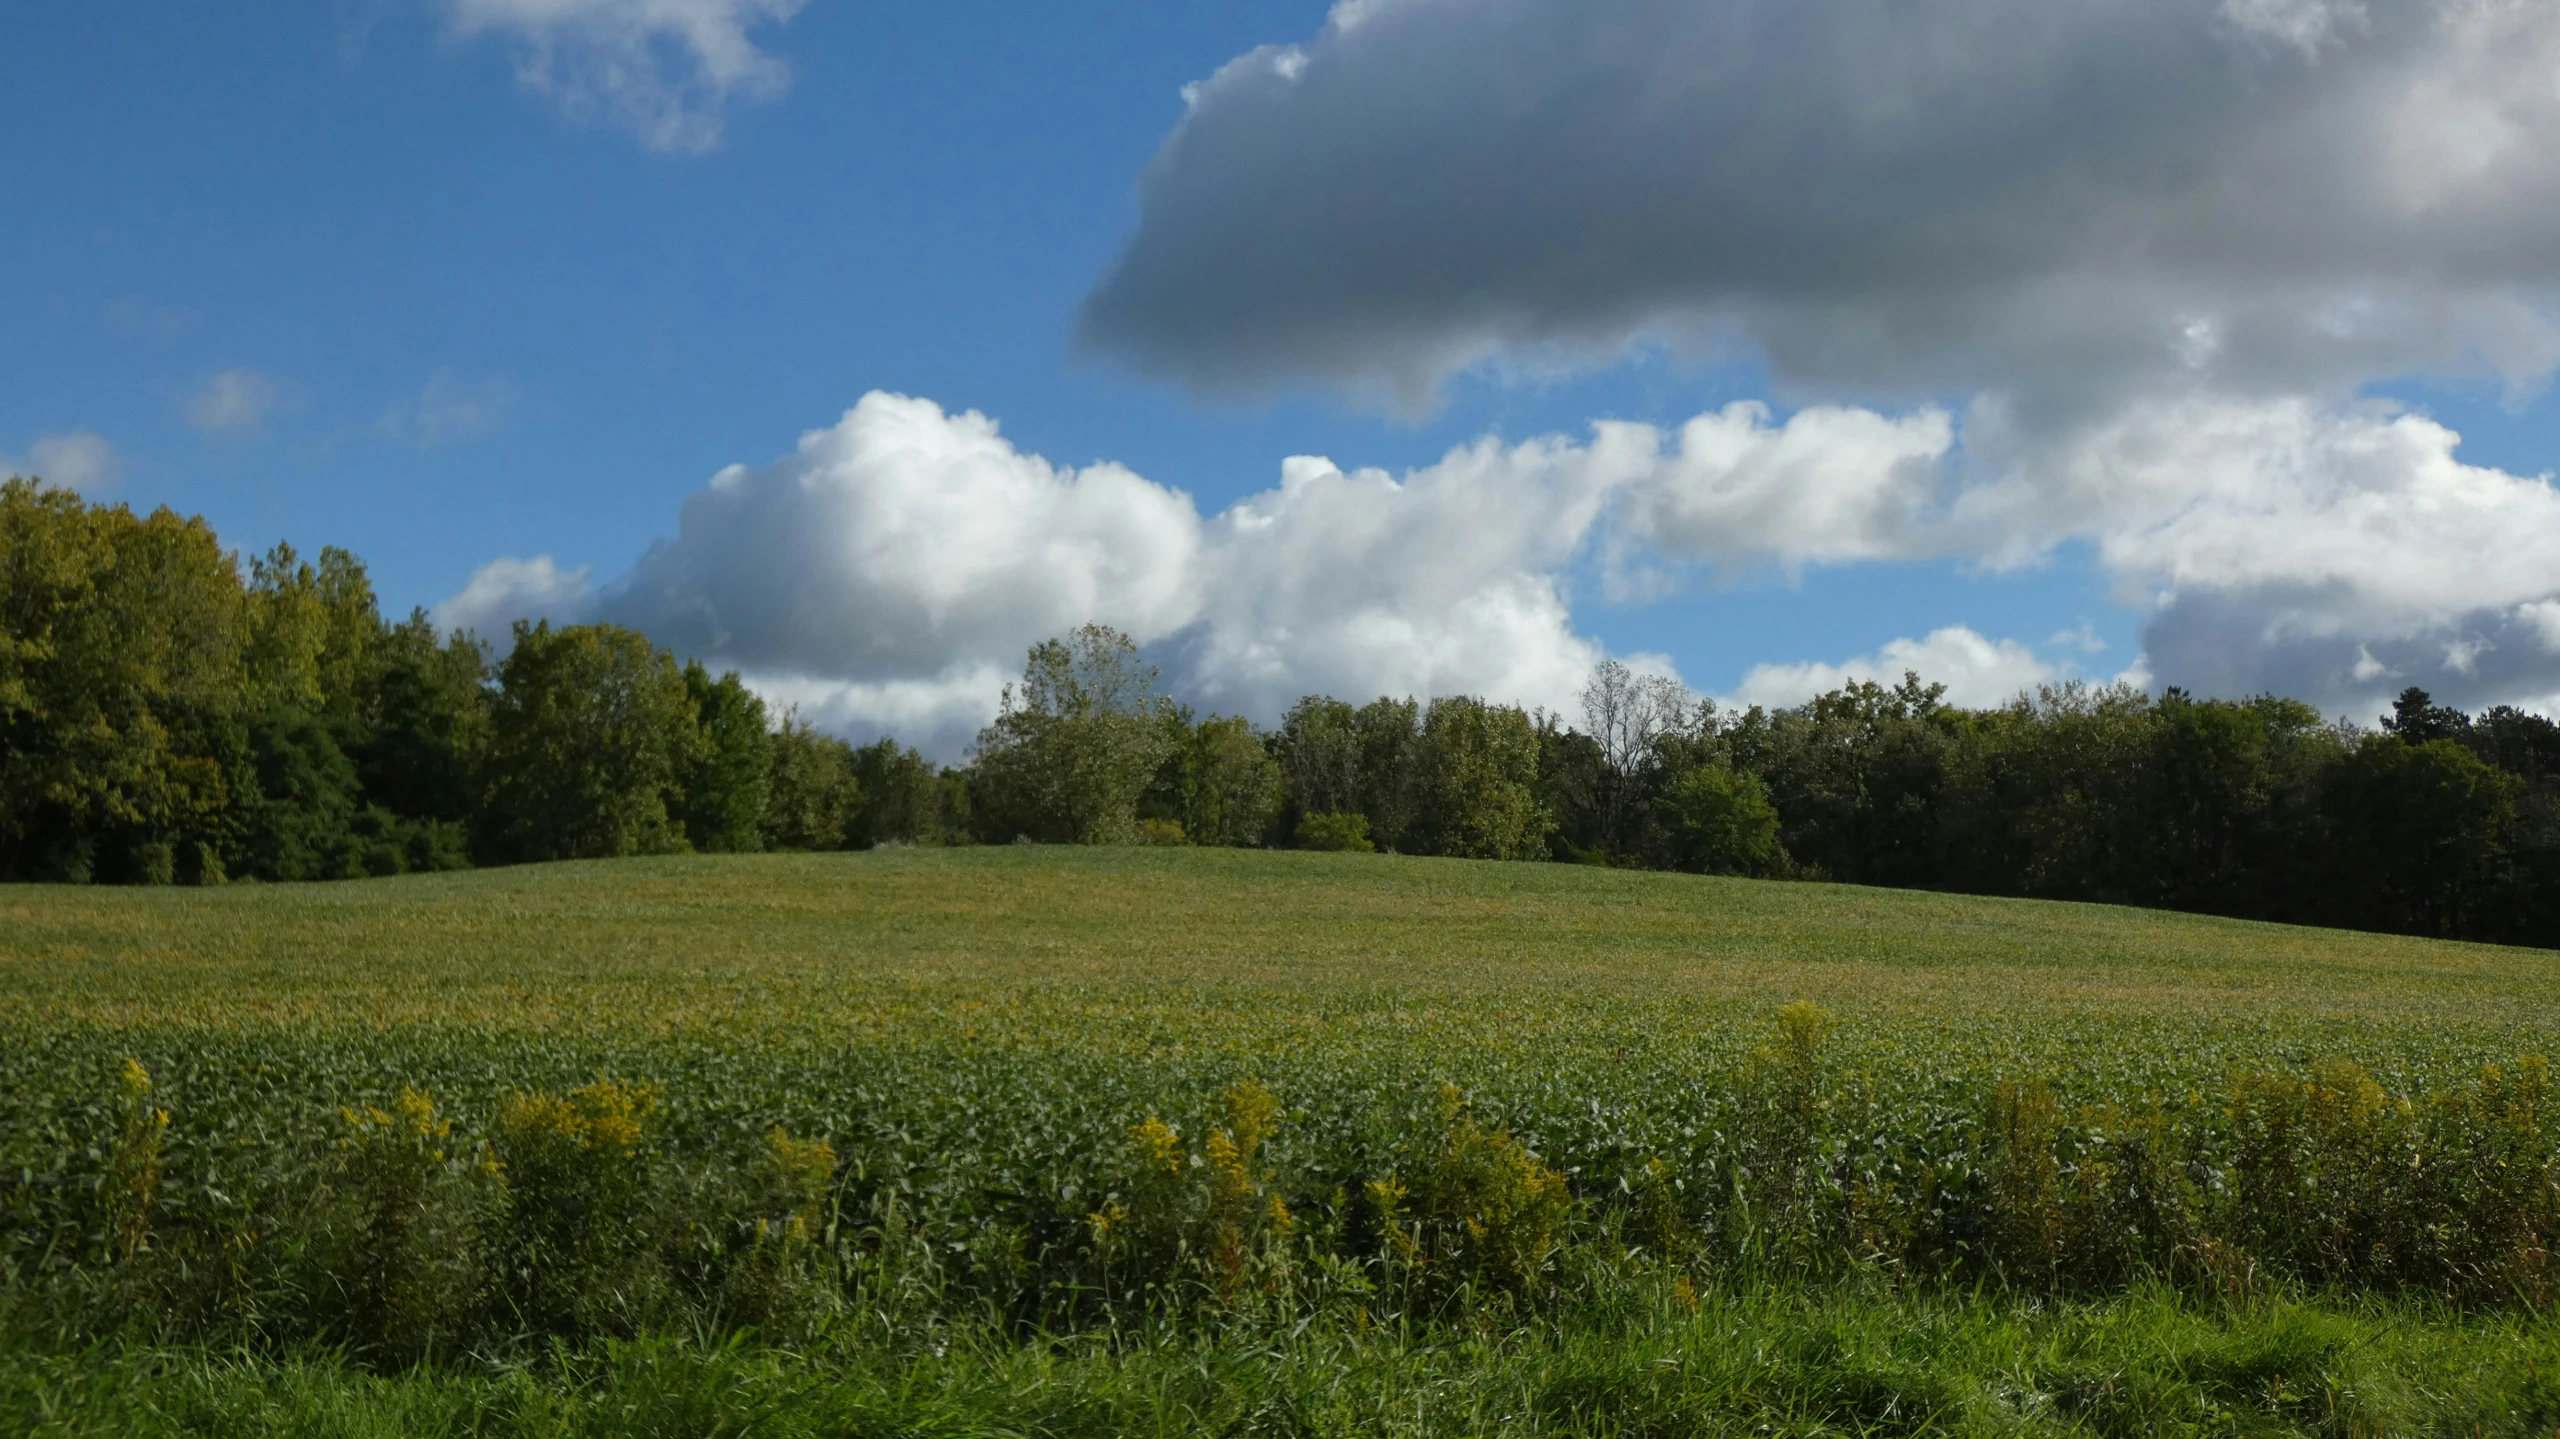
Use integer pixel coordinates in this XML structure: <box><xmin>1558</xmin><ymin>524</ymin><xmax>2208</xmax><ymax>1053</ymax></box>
<box><xmin>1988</xmin><ymin>1078</ymin><xmax>2062</xmax><ymax>1280</ymax></box>
<box><xmin>1725</xmin><ymin>1002</ymin><xmax>1841</xmax><ymax>1264</ymax></box>
<box><xmin>1093</xmin><ymin>1082</ymin><xmax>1296</xmax><ymax>1309</ymax></box>
<box><xmin>1295</xmin><ymin>811</ymin><xmax>1373</xmax><ymax>852</ymax></box>
<box><xmin>491</xmin><ymin>1080</ymin><xmax>665</xmax><ymax>1335</ymax></box>
<box><xmin>714</xmin><ymin>1128</ymin><xmax>840</xmax><ymax>1336</ymax></box>
<box><xmin>323</xmin><ymin>1089</ymin><xmax>498</xmax><ymax>1364</ymax></box>
<box><xmin>104</xmin><ymin>1059</ymin><xmax>166</xmax><ymax>1265</ymax></box>
<box><xmin>1369</xmin><ymin>1086</ymin><xmax>1572</xmax><ymax>1303</ymax></box>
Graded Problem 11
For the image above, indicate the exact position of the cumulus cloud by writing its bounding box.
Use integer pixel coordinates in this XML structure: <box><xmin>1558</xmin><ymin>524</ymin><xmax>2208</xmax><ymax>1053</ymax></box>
<box><xmin>2</xmin><ymin>432</ymin><xmax>121</xmax><ymax>494</ymax></box>
<box><xmin>1731</xmin><ymin>628</ymin><xmax>2061</xmax><ymax>711</ymax></box>
<box><xmin>445</xmin><ymin>0</ymin><xmax>805</xmax><ymax>153</ymax></box>
<box><xmin>1599</xmin><ymin>389</ymin><xmax>2560</xmax><ymax>717</ymax></box>
<box><xmin>2037</xmin><ymin>399</ymin><xmax>2560</xmax><ymax>717</ymax></box>
<box><xmin>1173</xmin><ymin>428</ymin><xmax>1650</xmax><ymax>718</ymax></box>
<box><xmin>606</xmin><ymin>392</ymin><xmax>1205</xmax><ymax>682</ymax></box>
<box><xmin>1083</xmin><ymin>0</ymin><xmax>2560</xmax><ymax>411</ymax></box>
<box><xmin>443</xmin><ymin>392</ymin><xmax>1659</xmax><ymax>754</ymax></box>
<box><xmin>1070</xmin><ymin>0</ymin><xmax>2560</xmax><ymax>723</ymax></box>
<box><xmin>432</xmin><ymin>553</ymin><xmax>595</xmax><ymax>640</ymax></box>
<box><xmin>1611</xmin><ymin>402</ymin><xmax>1956</xmax><ymax>586</ymax></box>
<box><xmin>185</xmin><ymin>369</ymin><xmax>282</xmax><ymax>435</ymax></box>
<box><xmin>444</xmin><ymin>382</ymin><xmax>2560</xmax><ymax>745</ymax></box>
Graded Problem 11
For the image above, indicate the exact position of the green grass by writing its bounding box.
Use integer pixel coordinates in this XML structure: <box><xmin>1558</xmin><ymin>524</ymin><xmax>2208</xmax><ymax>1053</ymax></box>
<box><xmin>11</xmin><ymin>848</ymin><xmax>2560</xmax><ymax>1435</ymax></box>
<box><xmin>15</xmin><ymin>1286</ymin><xmax>2560</xmax><ymax>1438</ymax></box>
<box><xmin>9</xmin><ymin>845</ymin><xmax>2555</xmax><ymax>1043</ymax></box>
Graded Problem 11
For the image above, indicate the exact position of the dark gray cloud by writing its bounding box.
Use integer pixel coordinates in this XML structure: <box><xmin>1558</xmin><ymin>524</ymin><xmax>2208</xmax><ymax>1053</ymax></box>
<box><xmin>2142</xmin><ymin>590</ymin><xmax>2560</xmax><ymax>722</ymax></box>
<box><xmin>1082</xmin><ymin>0</ymin><xmax>2560</xmax><ymax>409</ymax></box>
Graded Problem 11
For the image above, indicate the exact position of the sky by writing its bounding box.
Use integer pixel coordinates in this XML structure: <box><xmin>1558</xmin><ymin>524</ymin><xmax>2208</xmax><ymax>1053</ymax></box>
<box><xmin>7</xmin><ymin>0</ymin><xmax>2560</xmax><ymax>757</ymax></box>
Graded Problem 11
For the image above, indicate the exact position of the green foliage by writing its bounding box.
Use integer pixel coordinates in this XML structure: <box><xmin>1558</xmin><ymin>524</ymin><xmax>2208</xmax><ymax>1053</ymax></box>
<box><xmin>970</xmin><ymin>625</ymin><xmax>1172</xmax><ymax>844</ymax></box>
<box><xmin>1276</xmin><ymin>696</ymin><xmax>1426</xmax><ymax>851</ymax></box>
<box><xmin>848</xmin><ymin>738</ymin><xmax>960</xmax><ymax>847</ymax></box>
<box><xmin>27</xmin><ymin>1287</ymin><xmax>2560</xmax><ymax>1439</ymax></box>
<box><xmin>2322</xmin><ymin>734</ymin><xmax>2520</xmax><ymax>937</ymax></box>
<box><xmin>0</xmin><ymin>480</ymin><xmax>245</xmax><ymax>883</ymax></box>
<box><xmin>322</xmin><ymin>1089</ymin><xmax>498</xmax><ymax>1365</ymax></box>
<box><xmin>477</xmin><ymin>623</ymin><xmax>702</xmax><ymax>863</ymax></box>
<box><xmin>19</xmin><ymin>850</ymin><xmax>2560</xmax><ymax>1364</ymax></box>
<box><xmin>1409</xmin><ymin>696</ymin><xmax>1551</xmax><ymax>860</ymax></box>
<box><xmin>1094</xmin><ymin>1082</ymin><xmax>1296</xmax><ymax>1308</ymax></box>
<box><xmin>1148</xmin><ymin>712</ymin><xmax>1283</xmax><ymax>847</ymax></box>
<box><xmin>15</xmin><ymin>473</ymin><xmax>2560</xmax><ymax>959</ymax></box>
<box><xmin>677</xmin><ymin>663</ymin><xmax>770</xmax><ymax>854</ymax></box>
<box><xmin>490</xmin><ymin>1080</ymin><xmax>666</xmax><ymax>1335</ymax></box>
<box><xmin>1369</xmin><ymin>1086</ymin><xmax>1573</xmax><ymax>1302</ymax></box>
<box><xmin>237</xmin><ymin>705</ymin><xmax>366</xmax><ymax>880</ymax></box>
<box><xmin>356</xmin><ymin>612</ymin><xmax>490</xmax><ymax>827</ymax></box>
<box><xmin>1275</xmin><ymin>696</ymin><xmax>1361</xmax><ymax>818</ymax></box>
<box><xmin>1661</xmin><ymin>763</ymin><xmax>1784</xmax><ymax>876</ymax></box>
<box><xmin>104</xmin><ymin>1059</ymin><xmax>167</xmax><ymax>1265</ymax></box>
<box><xmin>762</xmin><ymin>712</ymin><xmax>862</xmax><ymax>851</ymax></box>
<box><xmin>242</xmin><ymin>543</ymin><xmax>381</xmax><ymax>723</ymax></box>
<box><xmin>1743</xmin><ymin>673</ymin><xmax>1952</xmax><ymax>888</ymax></box>
<box><xmin>1294</xmin><ymin>810</ymin><xmax>1373</xmax><ymax>852</ymax></box>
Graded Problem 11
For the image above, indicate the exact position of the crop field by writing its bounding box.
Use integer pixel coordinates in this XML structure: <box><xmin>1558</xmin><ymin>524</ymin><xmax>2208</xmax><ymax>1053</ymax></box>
<box><xmin>12</xmin><ymin>848</ymin><xmax>2560</xmax><ymax>1436</ymax></box>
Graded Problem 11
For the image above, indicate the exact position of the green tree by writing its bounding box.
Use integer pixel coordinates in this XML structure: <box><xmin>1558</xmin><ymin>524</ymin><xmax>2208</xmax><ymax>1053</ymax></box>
<box><xmin>1409</xmin><ymin>696</ymin><xmax>1551</xmax><ymax>860</ymax></box>
<box><xmin>0</xmin><ymin>480</ymin><xmax>246</xmax><ymax>883</ymax></box>
<box><xmin>1663</xmin><ymin>763</ymin><xmax>1786</xmax><ymax>876</ymax></box>
<box><xmin>850</xmin><ymin>738</ymin><xmax>960</xmax><ymax>846</ymax></box>
<box><xmin>970</xmin><ymin>626</ymin><xmax>1171</xmax><ymax>844</ymax></box>
<box><xmin>2322</xmin><ymin>735</ymin><xmax>2520</xmax><ymax>938</ymax></box>
<box><xmin>357</xmin><ymin>611</ymin><xmax>490</xmax><ymax>829</ymax></box>
<box><xmin>678</xmin><ymin>662</ymin><xmax>770</xmax><ymax>854</ymax></box>
<box><xmin>242</xmin><ymin>543</ymin><xmax>384</xmax><ymax>725</ymax></box>
<box><xmin>1745</xmin><ymin>674</ymin><xmax>1953</xmax><ymax>888</ymax></box>
<box><xmin>2128</xmin><ymin>691</ymin><xmax>2332</xmax><ymax>918</ymax></box>
<box><xmin>476</xmin><ymin>622</ymin><xmax>702</xmax><ymax>863</ymax></box>
<box><xmin>236</xmin><ymin>705</ymin><xmax>366</xmax><ymax>881</ymax></box>
<box><xmin>1149</xmin><ymin>711</ymin><xmax>1284</xmax><ymax>847</ymax></box>
<box><xmin>2381</xmin><ymin>686</ymin><xmax>2470</xmax><ymax>745</ymax></box>
<box><xmin>763</xmin><ymin>712</ymin><xmax>862</xmax><ymax>851</ymax></box>
<box><xmin>1353</xmin><ymin>697</ymin><xmax>1424</xmax><ymax>850</ymax></box>
<box><xmin>1275</xmin><ymin>696</ymin><xmax>1362</xmax><ymax>822</ymax></box>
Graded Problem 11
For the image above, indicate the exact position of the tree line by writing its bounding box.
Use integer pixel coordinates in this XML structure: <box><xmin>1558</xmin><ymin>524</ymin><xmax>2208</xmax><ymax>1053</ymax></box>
<box><xmin>5</xmin><ymin>479</ymin><xmax>2555</xmax><ymax>947</ymax></box>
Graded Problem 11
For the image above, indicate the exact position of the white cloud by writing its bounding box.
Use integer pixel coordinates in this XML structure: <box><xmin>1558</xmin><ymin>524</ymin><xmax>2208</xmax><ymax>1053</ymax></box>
<box><xmin>433</xmin><ymin>553</ymin><xmax>595</xmax><ymax>641</ymax></box>
<box><xmin>446</xmin><ymin>0</ymin><xmax>806</xmax><ymax>153</ymax></box>
<box><xmin>184</xmin><ymin>369</ymin><xmax>281</xmax><ymax>435</ymax></box>
<box><xmin>1612</xmin><ymin>401</ymin><xmax>1956</xmax><ymax>583</ymax></box>
<box><xmin>604</xmin><ymin>392</ymin><xmax>1206</xmax><ymax>683</ymax></box>
<box><xmin>445</xmin><ymin>392</ymin><xmax>1654</xmax><ymax>754</ymax></box>
<box><xmin>441</xmin><ymin>379</ymin><xmax>2560</xmax><ymax>754</ymax></box>
<box><xmin>739</xmin><ymin>666</ymin><xmax>1015</xmax><ymax>765</ymax></box>
<box><xmin>1966</xmin><ymin>396</ymin><xmax>2560</xmax><ymax>717</ymax></box>
<box><xmin>2</xmin><ymin>432</ymin><xmax>121</xmax><ymax>494</ymax></box>
<box><xmin>378</xmin><ymin>370</ymin><xmax>514</xmax><ymax>447</ymax></box>
<box><xmin>1732</xmin><ymin>628</ymin><xmax>2061</xmax><ymax>712</ymax></box>
<box><xmin>1175</xmin><ymin>428</ymin><xmax>1649</xmax><ymax>719</ymax></box>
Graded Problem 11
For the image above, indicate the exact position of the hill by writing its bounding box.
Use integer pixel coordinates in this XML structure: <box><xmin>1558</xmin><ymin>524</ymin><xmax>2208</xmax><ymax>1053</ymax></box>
<box><xmin>9</xmin><ymin>845</ymin><xmax>2554</xmax><ymax>1036</ymax></box>
<box><xmin>10</xmin><ymin>850</ymin><xmax>2560</xmax><ymax>1437</ymax></box>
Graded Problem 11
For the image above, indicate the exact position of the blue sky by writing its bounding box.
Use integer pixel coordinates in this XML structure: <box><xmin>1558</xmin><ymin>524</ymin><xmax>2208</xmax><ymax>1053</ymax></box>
<box><xmin>9</xmin><ymin>0</ymin><xmax>2560</xmax><ymax>751</ymax></box>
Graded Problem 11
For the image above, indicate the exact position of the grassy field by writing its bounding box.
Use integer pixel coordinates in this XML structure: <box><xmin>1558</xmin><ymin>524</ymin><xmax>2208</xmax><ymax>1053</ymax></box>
<box><xmin>10</xmin><ymin>848</ymin><xmax>2560</xmax><ymax>1436</ymax></box>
